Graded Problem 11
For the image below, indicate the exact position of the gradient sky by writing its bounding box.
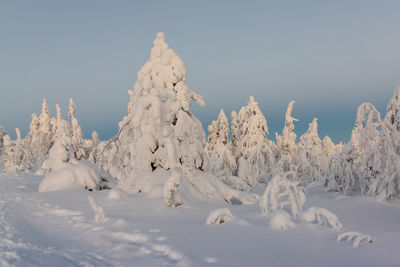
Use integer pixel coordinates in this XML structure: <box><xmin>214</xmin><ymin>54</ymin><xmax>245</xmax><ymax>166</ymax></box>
<box><xmin>1</xmin><ymin>1</ymin><xmax>399</xmax><ymax>143</ymax></box>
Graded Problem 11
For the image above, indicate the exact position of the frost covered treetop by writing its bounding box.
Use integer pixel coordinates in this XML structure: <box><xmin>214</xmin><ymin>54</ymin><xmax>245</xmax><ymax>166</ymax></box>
<box><xmin>133</xmin><ymin>32</ymin><xmax>204</xmax><ymax>113</ymax></box>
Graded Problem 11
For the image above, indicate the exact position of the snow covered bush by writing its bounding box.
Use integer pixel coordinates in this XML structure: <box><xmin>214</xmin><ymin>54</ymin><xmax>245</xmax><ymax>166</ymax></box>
<box><xmin>300</xmin><ymin>207</ymin><xmax>343</xmax><ymax>230</ymax></box>
<box><xmin>260</xmin><ymin>175</ymin><xmax>306</xmax><ymax>217</ymax></box>
<box><xmin>163</xmin><ymin>171</ymin><xmax>184</xmax><ymax>208</ymax></box>
<box><xmin>38</xmin><ymin>160</ymin><xmax>115</xmax><ymax>192</ymax></box>
<box><xmin>206</xmin><ymin>208</ymin><xmax>233</xmax><ymax>224</ymax></box>
<box><xmin>337</xmin><ymin>231</ymin><xmax>373</xmax><ymax>247</ymax></box>
<box><xmin>270</xmin><ymin>210</ymin><xmax>295</xmax><ymax>230</ymax></box>
<box><xmin>88</xmin><ymin>196</ymin><xmax>108</xmax><ymax>223</ymax></box>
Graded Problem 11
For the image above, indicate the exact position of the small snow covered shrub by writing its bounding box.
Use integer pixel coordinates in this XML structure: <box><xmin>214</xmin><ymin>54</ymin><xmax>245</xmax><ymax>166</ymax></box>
<box><xmin>260</xmin><ymin>175</ymin><xmax>306</xmax><ymax>217</ymax></box>
<box><xmin>270</xmin><ymin>210</ymin><xmax>295</xmax><ymax>230</ymax></box>
<box><xmin>88</xmin><ymin>196</ymin><xmax>107</xmax><ymax>223</ymax></box>
<box><xmin>206</xmin><ymin>208</ymin><xmax>233</xmax><ymax>224</ymax></box>
<box><xmin>163</xmin><ymin>172</ymin><xmax>184</xmax><ymax>208</ymax></box>
<box><xmin>337</xmin><ymin>231</ymin><xmax>374</xmax><ymax>247</ymax></box>
<box><xmin>300</xmin><ymin>207</ymin><xmax>343</xmax><ymax>230</ymax></box>
<box><xmin>38</xmin><ymin>160</ymin><xmax>115</xmax><ymax>192</ymax></box>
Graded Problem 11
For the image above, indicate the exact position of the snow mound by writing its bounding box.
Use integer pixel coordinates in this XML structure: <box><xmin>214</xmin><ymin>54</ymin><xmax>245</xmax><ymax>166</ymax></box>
<box><xmin>337</xmin><ymin>231</ymin><xmax>374</xmax><ymax>247</ymax></box>
<box><xmin>206</xmin><ymin>208</ymin><xmax>233</xmax><ymax>225</ymax></box>
<box><xmin>270</xmin><ymin>210</ymin><xmax>296</xmax><ymax>230</ymax></box>
<box><xmin>38</xmin><ymin>160</ymin><xmax>115</xmax><ymax>192</ymax></box>
<box><xmin>260</xmin><ymin>175</ymin><xmax>306</xmax><ymax>217</ymax></box>
<box><xmin>119</xmin><ymin>169</ymin><xmax>257</xmax><ymax>206</ymax></box>
<box><xmin>300</xmin><ymin>207</ymin><xmax>343</xmax><ymax>230</ymax></box>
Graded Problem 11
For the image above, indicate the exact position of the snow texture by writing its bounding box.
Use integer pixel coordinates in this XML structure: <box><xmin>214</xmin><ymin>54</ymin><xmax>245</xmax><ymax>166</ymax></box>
<box><xmin>270</xmin><ymin>210</ymin><xmax>296</xmax><ymax>230</ymax></box>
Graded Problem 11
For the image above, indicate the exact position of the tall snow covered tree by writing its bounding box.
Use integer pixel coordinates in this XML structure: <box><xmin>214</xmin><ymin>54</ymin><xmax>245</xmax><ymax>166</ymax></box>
<box><xmin>205</xmin><ymin>110</ymin><xmax>236</xmax><ymax>178</ymax></box>
<box><xmin>235</xmin><ymin>96</ymin><xmax>275</xmax><ymax>185</ymax></box>
<box><xmin>276</xmin><ymin>101</ymin><xmax>298</xmax><ymax>157</ymax></box>
<box><xmin>26</xmin><ymin>98</ymin><xmax>55</xmax><ymax>167</ymax></box>
<box><xmin>93</xmin><ymin>32</ymin><xmax>206</xmax><ymax>178</ymax></box>
<box><xmin>296</xmin><ymin>118</ymin><xmax>325</xmax><ymax>185</ymax></box>
<box><xmin>230</xmin><ymin>111</ymin><xmax>239</xmax><ymax>151</ymax></box>
<box><xmin>46</xmin><ymin>104</ymin><xmax>74</xmax><ymax>172</ymax></box>
<box><xmin>0</xmin><ymin>125</ymin><xmax>7</xmax><ymax>157</ymax></box>
<box><xmin>274</xmin><ymin>101</ymin><xmax>299</xmax><ymax>178</ymax></box>
<box><xmin>327</xmin><ymin>103</ymin><xmax>383</xmax><ymax>195</ymax></box>
<box><xmin>366</xmin><ymin>87</ymin><xmax>400</xmax><ymax>200</ymax></box>
<box><xmin>68</xmin><ymin>98</ymin><xmax>86</xmax><ymax>160</ymax></box>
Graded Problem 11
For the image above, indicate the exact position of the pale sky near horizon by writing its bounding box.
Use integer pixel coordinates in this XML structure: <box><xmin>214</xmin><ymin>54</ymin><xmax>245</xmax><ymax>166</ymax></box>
<box><xmin>1</xmin><ymin>1</ymin><xmax>399</xmax><ymax>143</ymax></box>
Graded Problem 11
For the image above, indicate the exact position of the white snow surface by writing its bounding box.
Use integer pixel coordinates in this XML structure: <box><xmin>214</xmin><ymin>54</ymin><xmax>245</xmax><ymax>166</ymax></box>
<box><xmin>0</xmin><ymin>173</ymin><xmax>399</xmax><ymax>266</ymax></box>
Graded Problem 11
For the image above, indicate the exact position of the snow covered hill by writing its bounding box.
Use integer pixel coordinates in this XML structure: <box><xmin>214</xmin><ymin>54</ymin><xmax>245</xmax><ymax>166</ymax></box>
<box><xmin>1</xmin><ymin>173</ymin><xmax>399</xmax><ymax>267</ymax></box>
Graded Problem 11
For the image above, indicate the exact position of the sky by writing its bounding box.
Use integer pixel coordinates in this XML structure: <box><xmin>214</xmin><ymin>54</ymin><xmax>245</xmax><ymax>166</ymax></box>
<box><xmin>1</xmin><ymin>1</ymin><xmax>399</xmax><ymax>143</ymax></box>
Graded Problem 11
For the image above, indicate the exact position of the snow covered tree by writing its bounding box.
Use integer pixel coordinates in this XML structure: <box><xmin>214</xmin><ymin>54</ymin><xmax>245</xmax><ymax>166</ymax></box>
<box><xmin>276</xmin><ymin>101</ymin><xmax>298</xmax><ymax>156</ymax></box>
<box><xmin>93</xmin><ymin>32</ymin><xmax>206</xmax><ymax>178</ymax></box>
<box><xmin>26</xmin><ymin>98</ymin><xmax>55</xmax><ymax>168</ymax></box>
<box><xmin>273</xmin><ymin>101</ymin><xmax>300</xmax><ymax>181</ymax></box>
<box><xmin>0</xmin><ymin>125</ymin><xmax>7</xmax><ymax>157</ymax></box>
<box><xmin>2</xmin><ymin>129</ymin><xmax>32</xmax><ymax>173</ymax></box>
<box><xmin>328</xmin><ymin>103</ymin><xmax>383</xmax><ymax>195</ymax></box>
<box><xmin>366</xmin><ymin>87</ymin><xmax>400</xmax><ymax>200</ymax></box>
<box><xmin>205</xmin><ymin>110</ymin><xmax>236</xmax><ymax>178</ymax></box>
<box><xmin>230</xmin><ymin>111</ymin><xmax>239</xmax><ymax>150</ymax></box>
<box><xmin>47</xmin><ymin>104</ymin><xmax>74</xmax><ymax>172</ymax></box>
<box><xmin>322</xmin><ymin>136</ymin><xmax>342</xmax><ymax>157</ymax></box>
<box><xmin>235</xmin><ymin>96</ymin><xmax>275</xmax><ymax>185</ymax></box>
<box><xmin>68</xmin><ymin>98</ymin><xmax>86</xmax><ymax>160</ymax></box>
<box><xmin>296</xmin><ymin>118</ymin><xmax>325</xmax><ymax>185</ymax></box>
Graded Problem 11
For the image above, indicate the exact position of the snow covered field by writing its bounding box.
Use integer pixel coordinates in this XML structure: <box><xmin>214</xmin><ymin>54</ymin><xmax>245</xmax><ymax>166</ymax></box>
<box><xmin>1</xmin><ymin>172</ymin><xmax>399</xmax><ymax>267</ymax></box>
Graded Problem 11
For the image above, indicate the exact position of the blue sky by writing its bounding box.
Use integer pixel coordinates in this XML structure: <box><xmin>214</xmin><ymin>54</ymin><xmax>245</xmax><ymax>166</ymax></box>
<box><xmin>1</xmin><ymin>1</ymin><xmax>399</xmax><ymax>143</ymax></box>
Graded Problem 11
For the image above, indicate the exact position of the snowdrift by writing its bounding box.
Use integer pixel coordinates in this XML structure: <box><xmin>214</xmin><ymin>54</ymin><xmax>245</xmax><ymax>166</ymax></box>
<box><xmin>38</xmin><ymin>160</ymin><xmax>115</xmax><ymax>192</ymax></box>
<box><xmin>118</xmin><ymin>169</ymin><xmax>257</xmax><ymax>206</ymax></box>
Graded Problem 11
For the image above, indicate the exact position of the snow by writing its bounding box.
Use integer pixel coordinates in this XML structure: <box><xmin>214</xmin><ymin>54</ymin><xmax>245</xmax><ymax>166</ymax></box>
<box><xmin>0</xmin><ymin>173</ymin><xmax>399</xmax><ymax>266</ymax></box>
<box><xmin>300</xmin><ymin>206</ymin><xmax>343</xmax><ymax>230</ymax></box>
<box><xmin>269</xmin><ymin>210</ymin><xmax>296</xmax><ymax>230</ymax></box>
<box><xmin>1</xmin><ymin>32</ymin><xmax>400</xmax><ymax>266</ymax></box>
<box><xmin>337</xmin><ymin>231</ymin><xmax>374</xmax><ymax>248</ymax></box>
<box><xmin>205</xmin><ymin>208</ymin><xmax>233</xmax><ymax>224</ymax></box>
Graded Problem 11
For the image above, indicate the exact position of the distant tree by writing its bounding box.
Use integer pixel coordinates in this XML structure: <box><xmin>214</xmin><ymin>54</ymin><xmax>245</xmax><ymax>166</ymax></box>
<box><xmin>205</xmin><ymin>110</ymin><xmax>236</xmax><ymax>178</ymax></box>
<box><xmin>235</xmin><ymin>96</ymin><xmax>275</xmax><ymax>185</ymax></box>
<box><xmin>68</xmin><ymin>98</ymin><xmax>86</xmax><ymax>160</ymax></box>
